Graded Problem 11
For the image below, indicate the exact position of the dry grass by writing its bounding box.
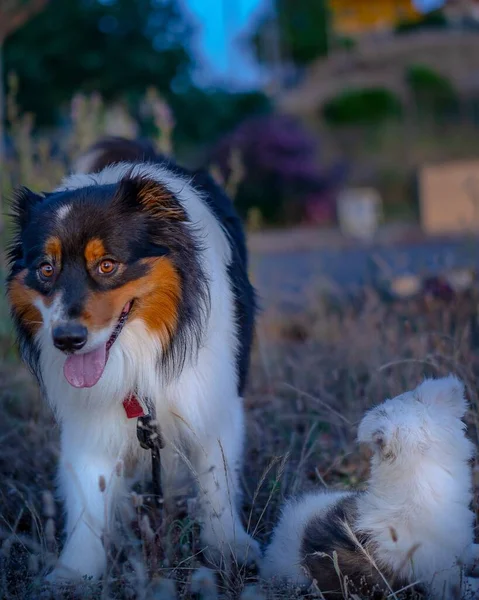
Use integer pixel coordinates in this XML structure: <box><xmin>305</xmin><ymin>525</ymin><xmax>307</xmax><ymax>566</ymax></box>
<box><xmin>1</xmin><ymin>283</ymin><xmax>479</xmax><ymax>599</ymax></box>
<box><xmin>0</xmin><ymin>80</ymin><xmax>174</xmax><ymax>201</ymax></box>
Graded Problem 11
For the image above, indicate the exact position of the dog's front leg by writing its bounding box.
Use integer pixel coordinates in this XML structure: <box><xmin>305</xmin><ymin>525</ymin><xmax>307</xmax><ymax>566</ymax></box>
<box><xmin>48</xmin><ymin>427</ymin><xmax>123</xmax><ymax>582</ymax></box>
<box><xmin>191</xmin><ymin>402</ymin><xmax>260</xmax><ymax>568</ymax></box>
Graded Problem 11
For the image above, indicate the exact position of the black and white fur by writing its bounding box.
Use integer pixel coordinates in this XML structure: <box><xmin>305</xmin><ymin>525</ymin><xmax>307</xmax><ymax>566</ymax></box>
<box><xmin>8</xmin><ymin>140</ymin><xmax>259</xmax><ymax>580</ymax></box>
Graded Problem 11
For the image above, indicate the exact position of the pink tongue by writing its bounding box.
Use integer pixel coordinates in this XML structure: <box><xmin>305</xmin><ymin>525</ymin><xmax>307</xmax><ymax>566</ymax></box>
<box><xmin>63</xmin><ymin>343</ymin><xmax>107</xmax><ymax>388</ymax></box>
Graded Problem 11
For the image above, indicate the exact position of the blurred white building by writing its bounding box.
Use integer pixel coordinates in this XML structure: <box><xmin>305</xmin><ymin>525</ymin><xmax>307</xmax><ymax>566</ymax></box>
<box><xmin>445</xmin><ymin>0</ymin><xmax>479</xmax><ymax>22</ymax></box>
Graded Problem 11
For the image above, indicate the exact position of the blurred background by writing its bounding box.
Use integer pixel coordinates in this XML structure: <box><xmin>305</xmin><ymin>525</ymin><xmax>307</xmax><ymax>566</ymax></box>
<box><xmin>2</xmin><ymin>0</ymin><xmax>479</xmax><ymax>303</ymax></box>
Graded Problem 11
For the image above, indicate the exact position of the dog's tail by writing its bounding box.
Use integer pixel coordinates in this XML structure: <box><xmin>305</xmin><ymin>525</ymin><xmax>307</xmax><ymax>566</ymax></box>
<box><xmin>73</xmin><ymin>136</ymin><xmax>166</xmax><ymax>174</ymax></box>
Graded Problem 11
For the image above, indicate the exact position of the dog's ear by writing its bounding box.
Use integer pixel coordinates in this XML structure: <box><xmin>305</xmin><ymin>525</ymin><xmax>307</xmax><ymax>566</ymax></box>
<box><xmin>371</xmin><ymin>428</ymin><xmax>387</xmax><ymax>452</ymax></box>
<box><xmin>417</xmin><ymin>376</ymin><xmax>467</xmax><ymax>418</ymax></box>
<box><xmin>115</xmin><ymin>175</ymin><xmax>187</xmax><ymax>221</ymax></box>
<box><xmin>358</xmin><ymin>409</ymin><xmax>396</xmax><ymax>459</ymax></box>
<box><xmin>10</xmin><ymin>187</ymin><xmax>44</xmax><ymax>232</ymax></box>
<box><xmin>364</xmin><ymin>426</ymin><xmax>395</xmax><ymax>459</ymax></box>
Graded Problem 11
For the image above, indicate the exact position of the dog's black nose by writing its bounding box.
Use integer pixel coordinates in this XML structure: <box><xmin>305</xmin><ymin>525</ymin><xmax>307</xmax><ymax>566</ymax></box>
<box><xmin>52</xmin><ymin>323</ymin><xmax>88</xmax><ymax>352</ymax></box>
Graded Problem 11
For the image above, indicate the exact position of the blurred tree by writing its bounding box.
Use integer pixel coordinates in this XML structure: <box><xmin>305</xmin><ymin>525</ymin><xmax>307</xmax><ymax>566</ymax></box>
<box><xmin>3</xmin><ymin>0</ymin><xmax>271</xmax><ymax>155</ymax></box>
<box><xmin>406</xmin><ymin>64</ymin><xmax>458</xmax><ymax>119</ymax></box>
<box><xmin>323</xmin><ymin>88</ymin><xmax>403</xmax><ymax>126</ymax></box>
<box><xmin>171</xmin><ymin>88</ymin><xmax>271</xmax><ymax>153</ymax></box>
<box><xmin>0</xmin><ymin>0</ymin><xmax>49</xmax><ymax>239</ymax></box>
<box><xmin>249</xmin><ymin>0</ymin><xmax>330</xmax><ymax>67</ymax></box>
<box><xmin>4</xmin><ymin>0</ymin><xmax>194</xmax><ymax>125</ymax></box>
<box><xmin>395</xmin><ymin>9</ymin><xmax>448</xmax><ymax>33</ymax></box>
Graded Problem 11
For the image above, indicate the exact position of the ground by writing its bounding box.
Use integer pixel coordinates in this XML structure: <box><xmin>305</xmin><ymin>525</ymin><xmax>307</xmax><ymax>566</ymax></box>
<box><xmin>1</xmin><ymin>236</ymin><xmax>479</xmax><ymax>599</ymax></box>
<box><xmin>249</xmin><ymin>225</ymin><xmax>479</xmax><ymax>302</ymax></box>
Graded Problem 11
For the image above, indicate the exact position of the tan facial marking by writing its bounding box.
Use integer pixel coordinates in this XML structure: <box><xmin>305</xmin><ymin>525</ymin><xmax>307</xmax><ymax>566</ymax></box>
<box><xmin>45</xmin><ymin>236</ymin><xmax>62</xmax><ymax>265</ymax></box>
<box><xmin>84</xmin><ymin>239</ymin><xmax>107</xmax><ymax>265</ymax></box>
<box><xmin>7</xmin><ymin>270</ymin><xmax>43</xmax><ymax>334</ymax></box>
<box><xmin>134</xmin><ymin>257</ymin><xmax>181</xmax><ymax>341</ymax></box>
<box><xmin>79</xmin><ymin>257</ymin><xmax>181</xmax><ymax>347</ymax></box>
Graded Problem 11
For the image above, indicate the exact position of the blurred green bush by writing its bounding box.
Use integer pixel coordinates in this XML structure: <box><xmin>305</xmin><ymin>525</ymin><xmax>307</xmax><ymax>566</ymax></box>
<box><xmin>395</xmin><ymin>10</ymin><xmax>448</xmax><ymax>34</ymax></box>
<box><xmin>323</xmin><ymin>88</ymin><xmax>403</xmax><ymax>126</ymax></box>
<box><xmin>406</xmin><ymin>64</ymin><xmax>458</xmax><ymax>118</ymax></box>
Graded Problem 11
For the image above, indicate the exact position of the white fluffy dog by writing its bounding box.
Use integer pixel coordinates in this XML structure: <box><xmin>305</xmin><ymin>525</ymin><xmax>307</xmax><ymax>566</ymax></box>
<box><xmin>262</xmin><ymin>376</ymin><xmax>479</xmax><ymax>598</ymax></box>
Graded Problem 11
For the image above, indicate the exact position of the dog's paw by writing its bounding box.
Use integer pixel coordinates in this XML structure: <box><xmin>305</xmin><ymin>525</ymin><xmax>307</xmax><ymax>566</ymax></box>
<box><xmin>45</xmin><ymin>565</ymin><xmax>74</xmax><ymax>584</ymax></box>
<box><xmin>45</xmin><ymin>549</ymin><xmax>105</xmax><ymax>584</ymax></box>
<box><xmin>202</xmin><ymin>528</ymin><xmax>262</xmax><ymax>569</ymax></box>
<box><xmin>45</xmin><ymin>565</ymin><xmax>94</xmax><ymax>585</ymax></box>
<box><xmin>231</xmin><ymin>532</ymin><xmax>262</xmax><ymax>567</ymax></box>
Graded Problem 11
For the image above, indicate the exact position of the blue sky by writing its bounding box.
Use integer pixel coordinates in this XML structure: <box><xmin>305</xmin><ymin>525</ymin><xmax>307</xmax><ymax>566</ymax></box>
<box><xmin>184</xmin><ymin>0</ymin><xmax>445</xmax><ymax>87</ymax></box>
<box><xmin>184</xmin><ymin>0</ymin><xmax>267</xmax><ymax>87</ymax></box>
<box><xmin>420</xmin><ymin>0</ymin><xmax>444</xmax><ymax>8</ymax></box>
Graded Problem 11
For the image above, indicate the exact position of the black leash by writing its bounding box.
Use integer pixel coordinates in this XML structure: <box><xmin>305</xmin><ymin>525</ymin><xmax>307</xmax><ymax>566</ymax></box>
<box><xmin>136</xmin><ymin>402</ymin><xmax>164</xmax><ymax>510</ymax></box>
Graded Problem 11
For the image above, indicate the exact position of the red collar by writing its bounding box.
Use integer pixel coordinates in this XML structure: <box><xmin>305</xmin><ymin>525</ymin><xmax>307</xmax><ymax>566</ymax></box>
<box><xmin>123</xmin><ymin>394</ymin><xmax>146</xmax><ymax>419</ymax></box>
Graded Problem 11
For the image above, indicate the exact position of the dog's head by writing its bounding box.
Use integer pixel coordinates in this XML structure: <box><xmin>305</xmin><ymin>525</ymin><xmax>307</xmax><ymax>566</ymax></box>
<box><xmin>7</xmin><ymin>173</ymin><xmax>206</xmax><ymax>388</ymax></box>
<box><xmin>357</xmin><ymin>376</ymin><xmax>473</xmax><ymax>464</ymax></box>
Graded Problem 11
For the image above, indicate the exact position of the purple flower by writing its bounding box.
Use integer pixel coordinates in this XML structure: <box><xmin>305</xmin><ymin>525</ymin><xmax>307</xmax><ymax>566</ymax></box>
<box><xmin>211</xmin><ymin>115</ymin><xmax>346</xmax><ymax>223</ymax></box>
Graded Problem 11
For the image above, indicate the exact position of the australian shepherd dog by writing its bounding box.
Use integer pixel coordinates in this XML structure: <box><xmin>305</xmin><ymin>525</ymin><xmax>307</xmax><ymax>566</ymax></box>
<box><xmin>6</xmin><ymin>137</ymin><xmax>259</xmax><ymax>581</ymax></box>
<box><xmin>262</xmin><ymin>376</ymin><xmax>479</xmax><ymax>598</ymax></box>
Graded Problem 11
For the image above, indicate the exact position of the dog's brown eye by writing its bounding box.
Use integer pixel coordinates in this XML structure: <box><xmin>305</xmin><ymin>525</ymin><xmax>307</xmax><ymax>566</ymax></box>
<box><xmin>39</xmin><ymin>263</ymin><xmax>54</xmax><ymax>279</ymax></box>
<box><xmin>98</xmin><ymin>260</ymin><xmax>116</xmax><ymax>275</ymax></box>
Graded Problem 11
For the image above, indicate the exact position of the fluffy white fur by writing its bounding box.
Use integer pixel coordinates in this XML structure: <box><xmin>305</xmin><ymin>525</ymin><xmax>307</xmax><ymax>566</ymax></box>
<box><xmin>357</xmin><ymin>376</ymin><xmax>477</xmax><ymax>598</ymax></box>
<box><xmin>262</xmin><ymin>491</ymin><xmax>351</xmax><ymax>584</ymax></box>
<box><xmin>40</xmin><ymin>163</ymin><xmax>259</xmax><ymax>580</ymax></box>
<box><xmin>262</xmin><ymin>376</ymin><xmax>479</xmax><ymax>598</ymax></box>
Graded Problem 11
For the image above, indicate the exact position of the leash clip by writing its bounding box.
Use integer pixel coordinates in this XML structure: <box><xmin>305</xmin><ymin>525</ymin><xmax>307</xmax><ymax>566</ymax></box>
<box><xmin>136</xmin><ymin>402</ymin><xmax>164</xmax><ymax>510</ymax></box>
<box><xmin>136</xmin><ymin>414</ymin><xmax>165</xmax><ymax>451</ymax></box>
